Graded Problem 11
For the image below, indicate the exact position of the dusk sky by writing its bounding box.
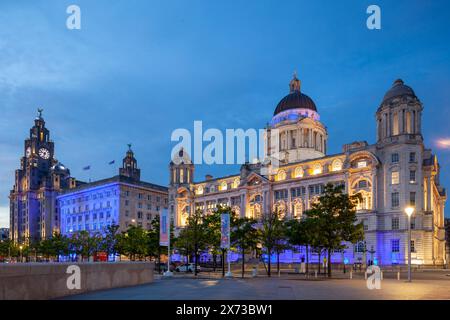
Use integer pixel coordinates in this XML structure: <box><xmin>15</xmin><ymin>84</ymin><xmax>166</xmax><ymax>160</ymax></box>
<box><xmin>1</xmin><ymin>0</ymin><xmax>449</xmax><ymax>227</ymax></box>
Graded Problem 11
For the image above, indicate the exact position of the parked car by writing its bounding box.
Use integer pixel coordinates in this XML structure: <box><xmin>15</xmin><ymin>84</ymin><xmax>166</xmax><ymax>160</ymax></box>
<box><xmin>175</xmin><ymin>263</ymin><xmax>201</xmax><ymax>273</ymax></box>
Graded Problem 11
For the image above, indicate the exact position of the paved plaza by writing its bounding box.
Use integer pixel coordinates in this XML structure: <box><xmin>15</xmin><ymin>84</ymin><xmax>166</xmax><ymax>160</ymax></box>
<box><xmin>64</xmin><ymin>270</ymin><xmax>450</xmax><ymax>300</ymax></box>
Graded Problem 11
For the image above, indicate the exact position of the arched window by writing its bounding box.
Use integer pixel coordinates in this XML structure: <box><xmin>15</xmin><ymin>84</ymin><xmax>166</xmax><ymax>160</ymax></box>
<box><xmin>232</xmin><ymin>178</ymin><xmax>240</xmax><ymax>189</ymax></box>
<box><xmin>293</xmin><ymin>201</ymin><xmax>303</xmax><ymax>219</ymax></box>
<box><xmin>276</xmin><ymin>169</ymin><xmax>287</xmax><ymax>181</ymax></box>
<box><xmin>196</xmin><ymin>185</ymin><xmax>203</xmax><ymax>195</ymax></box>
<box><xmin>294</xmin><ymin>166</ymin><xmax>304</xmax><ymax>178</ymax></box>
<box><xmin>331</xmin><ymin>159</ymin><xmax>343</xmax><ymax>172</ymax></box>
<box><xmin>220</xmin><ymin>181</ymin><xmax>227</xmax><ymax>191</ymax></box>
<box><xmin>312</xmin><ymin>163</ymin><xmax>322</xmax><ymax>175</ymax></box>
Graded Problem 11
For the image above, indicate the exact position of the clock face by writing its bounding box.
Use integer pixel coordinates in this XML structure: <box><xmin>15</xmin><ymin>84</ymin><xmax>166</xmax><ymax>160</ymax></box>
<box><xmin>26</xmin><ymin>147</ymin><xmax>31</xmax><ymax>158</ymax></box>
<box><xmin>38</xmin><ymin>148</ymin><xmax>50</xmax><ymax>159</ymax></box>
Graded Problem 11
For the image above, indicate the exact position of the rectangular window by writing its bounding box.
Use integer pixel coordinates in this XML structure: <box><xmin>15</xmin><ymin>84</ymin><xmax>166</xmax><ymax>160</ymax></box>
<box><xmin>409</xmin><ymin>170</ymin><xmax>416</xmax><ymax>183</ymax></box>
<box><xmin>391</xmin><ymin>217</ymin><xmax>399</xmax><ymax>230</ymax></box>
<box><xmin>391</xmin><ymin>239</ymin><xmax>400</xmax><ymax>253</ymax></box>
<box><xmin>391</xmin><ymin>192</ymin><xmax>399</xmax><ymax>207</ymax></box>
<box><xmin>391</xmin><ymin>153</ymin><xmax>399</xmax><ymax>163</ymax></box>
<box><xmin>362</xmin><ymin>219</ymin><xmax>368</xmax><ymax>231</ymax></box>
<box><xmin>391</xmin><ymin>171</ymin><xmax>400</xmax><ymax>185</ymax></box>
<box><xmin>409</xmin><ymin>152</ymin><xmax>416</xmax><ymax>162</ymax></box>
<box><xmin>409</xmin><ymin>192</ymin><xmax>416</xmax><ymax>206</ymax></box>
<box><xmin>411</xmin><ymin>240</ymin><xmax>415</xmax><ymax>253</ymax></box>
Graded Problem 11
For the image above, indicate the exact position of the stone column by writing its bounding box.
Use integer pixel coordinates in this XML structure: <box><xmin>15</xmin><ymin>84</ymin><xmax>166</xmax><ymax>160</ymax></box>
<box><xmin>287</xmin><ymin>187</ymin><xmax>292</xmax><ymax>218</ymax></box>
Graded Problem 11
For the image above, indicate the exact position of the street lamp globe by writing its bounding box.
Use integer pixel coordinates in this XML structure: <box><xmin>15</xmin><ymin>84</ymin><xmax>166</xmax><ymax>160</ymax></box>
<box><xmin>405</xmin><ymin>206</ymin><xmax>414</xmax><ymax>217</ymax></box>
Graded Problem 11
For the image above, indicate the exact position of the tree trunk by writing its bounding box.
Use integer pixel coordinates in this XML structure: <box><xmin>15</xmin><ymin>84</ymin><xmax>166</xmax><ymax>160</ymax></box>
<box><xmin>318</xmin><ymin>251</ymin><xmax>321</xmax><ymax>274</ymax></box>
<box><xmin>158</xmin><ymin>246</ymin><xmax>161</xmax><ymax>274</ymax></box>
<box><xmin>241</xmin><ymin>249</ymin><xmax>245</xmax><ymax>278</ymax></box>
<box><xmin>277</xmin><ymin>251</ymin><xmax>280</xmax><ymax>274</ymax></box>
<box><xmin>327</xmin><ymin>249</ymin><xmax>332</xmax><ymax>278</ymax></box>
<box><xmin>194</xmin><ymin>245</ymin><xmax>198</xmax><ymax>276</ymax></box>
<box><xmin>213</xmin><ymin>253</ymin><xmax>217</xmax><ymax>272</ymax></box>
<box><xmin>306</xmin><ymin>245</ymin><xmax>309</xmax><ymax>274</ymax></box>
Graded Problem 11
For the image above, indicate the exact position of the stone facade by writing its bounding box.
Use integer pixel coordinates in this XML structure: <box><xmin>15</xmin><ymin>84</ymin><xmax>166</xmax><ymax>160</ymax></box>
<box><xmin>58</xmin><ymin>147</ymin><xmax>168</xmax><ymax>236</ymax></box>
<box><xmin>169</xmin><ymin>76</ymin><xmax>447</xmax><ymax>267</ymax></box>
<box><xmin>9</xmin><ymin>111</ymin><xmax>79</xmax><ymax>243</ymax></box>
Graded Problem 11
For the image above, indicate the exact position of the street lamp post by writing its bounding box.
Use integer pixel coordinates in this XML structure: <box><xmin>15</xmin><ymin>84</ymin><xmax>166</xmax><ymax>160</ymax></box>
<box><xmin>405</xmin><ymin>206</ymin><xmax>415</xmax><ymax>282</ymax></box>
<box><xmin>19</xmin><ymin>245</ymin><xmax>23</xmax><ymax>263</ymax></box>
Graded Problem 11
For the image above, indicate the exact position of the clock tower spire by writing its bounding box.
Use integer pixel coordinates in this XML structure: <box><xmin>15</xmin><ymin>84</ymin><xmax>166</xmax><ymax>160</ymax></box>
<box><xmin>119</xmin><ymin>144</ymin><xmax>141</xmax><ymax>181</ymax></box>
<box><xmin>10</xmin><ymin>110</ymin><xmax>75</xmax><ymax>244</ymax></box>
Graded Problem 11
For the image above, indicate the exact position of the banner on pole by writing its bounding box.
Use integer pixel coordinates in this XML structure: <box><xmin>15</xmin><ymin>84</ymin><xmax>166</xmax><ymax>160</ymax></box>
<box><xmin>220</xmin><ymin>213</ymin><xmax>230</xmax><ymax>249</ymax></box>
<box><xmin>159</xmin><ymin>208</ymin><xmax>169</xmax><ymax>246</ymax></box>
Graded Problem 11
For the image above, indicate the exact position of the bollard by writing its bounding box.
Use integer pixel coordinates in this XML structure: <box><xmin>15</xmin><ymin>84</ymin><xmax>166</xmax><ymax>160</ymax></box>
<box><xmin>397</xmin><ymin>271</ymin><xmax>400</xmax><ymax>280</ymax></box>
<box><xmin>364</xmin><ymin>272</ymin><xmax>367</xmax><ymax>280</ymax></box>
<box><xmin>315</xmin><ymin>270</ymin><xmax>318</xmax><ymax>278</ymax></box>
<box><xmin>278</xmin><ymin>269</ymin><xmax>281</xmax><ymax>278</ymax></box>
<box><xmin>350</xmin><ymin>270</ymin><xmax>353</xmax><ymax>279</ymax></box>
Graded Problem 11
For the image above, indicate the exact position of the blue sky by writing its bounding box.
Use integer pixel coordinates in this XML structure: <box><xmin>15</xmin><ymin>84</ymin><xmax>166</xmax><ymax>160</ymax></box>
<box><xmin>0</xmin><ymin>0</ymin><xmax>449</xmax><ymax>227</ymax></box>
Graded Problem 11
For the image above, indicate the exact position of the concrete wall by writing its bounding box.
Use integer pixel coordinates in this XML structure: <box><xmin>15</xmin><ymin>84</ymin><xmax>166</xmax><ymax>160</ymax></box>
<box><xmin>0</xmin><ymin>262</ymin><xmax>154</xmax><ymax>300</ymax></box>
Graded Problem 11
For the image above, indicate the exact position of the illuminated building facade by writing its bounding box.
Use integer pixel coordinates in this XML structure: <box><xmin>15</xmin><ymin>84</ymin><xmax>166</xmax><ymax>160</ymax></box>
<box><xmin>169</xmin><ymin>75</ymin><xmax>447</xmax><ymax>266</ymax></box>
<box><xmin>9</xmin><ymin>110</ymin><xmax>79</xmax><ymax>244</ymax></box>
<box><xmin>58</xmin><ymin>146</ymin><xmax>168</xmax><ymax>236</ymax></box>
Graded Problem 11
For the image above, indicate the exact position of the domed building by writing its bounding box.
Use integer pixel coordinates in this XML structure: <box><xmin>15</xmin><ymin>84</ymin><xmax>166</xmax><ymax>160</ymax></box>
<box><xmin>268</xmin><ymin>74</ymin><xmax>327</xmax><ymax>164</ymax></box>
<box><xmin>169</xmin><ymin>76</ymin><xmax>447</xmax><ymax>267</ymax></box>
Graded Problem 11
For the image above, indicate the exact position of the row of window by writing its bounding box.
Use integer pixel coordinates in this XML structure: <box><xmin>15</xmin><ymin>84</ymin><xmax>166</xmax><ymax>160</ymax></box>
<box><xmin>61</xmin><ymin>191</ymin><xmax>117</xmax><ymax>205</ymax></box>
<box><xmin>124</xmin><ymin>191</ymin><xmax>164</xmax><ymax>203</ymax></box>
<box><xmin>66</xmin><ymin>211</ymin><xmax>112</xmax><ymax>223</ymax></box>
<box><xmin>123</xmin><ymin>200</ymin><xmax>161</xmax><ymax>211</ymax></box>
<box><xmin>65</xmin><ymin>221</ymin><xmax>114</xmax><ymax>233</ymax></box>
<box><xmin>391</xmin><ymin>192</ymin><xmax>416</xmax><ymax>208</ymax></box>
<box><xmin>391</xmin><ymin>170</ymin><xmax>416</xmax><ymax>184</ymax></box>
<box><xmin>63</xmin><ymin>201</ymin><xmax>113</xmax><ymax>214</ymax></box>
<box><xmin>391</xmin><ymin>152</ymin><xmax>416</xmax><ymax>164</ymax></box>
<box><xmin>355</xmin><ymin>239</ymin><xmax>416</xmax><ymax>253</ymax></box>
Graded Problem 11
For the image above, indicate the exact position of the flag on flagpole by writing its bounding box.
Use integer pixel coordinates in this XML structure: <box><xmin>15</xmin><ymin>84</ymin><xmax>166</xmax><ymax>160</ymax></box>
<box><xmin>83</xmin><ymin>165</ymin><xmax>91</xmax><ymax>170</ymax></box>
<box><xmin>108</xmin><ymin>160</ymin><xmax>115</xmax><ymax>165</ymax></box>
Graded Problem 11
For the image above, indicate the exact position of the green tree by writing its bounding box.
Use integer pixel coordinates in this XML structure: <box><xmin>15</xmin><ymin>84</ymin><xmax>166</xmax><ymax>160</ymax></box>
<box><xmin>231</xmin><ymin>216</ymin><xmax>259</xmax><ymax>278</ymax></box>
<box><xmin>285</xmin><ymin>217</ymin><xmax>321</xmax><ymax>275</ymax></box>
<box><xmin>260</xmin><ymin>210</ymin><xmax>285</xmax><ymax>277</ymax></box>
<box><xmin>180</xmin><ymin>209</ymin><xmax>208</xmax><ymax>275</ymax></box>
<box><xmin>38</xmin><ymin>238</ymin><xmax>55</xmax><ymax>261</ymax></box>
<box><xmin>117</xmin><ymin>225</ymin><xmax>149</xmax><ymax>261</ymax></box>
<box><xmin>101</xmin><ymin>224</ymin><xmax>120</xmax><ymax>262</ymax></box>
<box><xmin>0</xmin><ymin>239</ymin><xmax>18</xmax><ymax>261</ymax></box>
<box><xmin>204</xmin><ymin>206</ymin><xmax>229</xmax><ymax>272</ymax></box>
<box><xmin>307</xmin><ymin>183</ymin><xmax>364</xmax><ymax>277</ymax></box>
<box><xmin>147</xmin><ymin>218</ymin><xmax>161</xmax><ymax>264</ymax></box>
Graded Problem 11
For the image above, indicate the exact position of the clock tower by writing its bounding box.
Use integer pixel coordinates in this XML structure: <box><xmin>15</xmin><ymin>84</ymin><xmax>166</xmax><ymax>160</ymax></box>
<box><xmin>9</xmin><ymin>109</ymin><xmax>78</xmax><ymax>244</ymax></box>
